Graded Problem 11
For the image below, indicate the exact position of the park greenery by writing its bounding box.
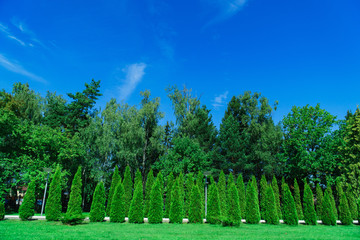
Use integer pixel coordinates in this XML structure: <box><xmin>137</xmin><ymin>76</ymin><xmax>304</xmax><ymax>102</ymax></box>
<box><xmin>0</xmin><ymin>80</ymin><xmax>359</xmax><ymax>228</ymax></box>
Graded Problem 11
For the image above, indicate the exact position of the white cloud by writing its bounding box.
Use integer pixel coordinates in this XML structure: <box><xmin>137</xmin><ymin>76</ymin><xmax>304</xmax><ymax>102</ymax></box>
<box><xmin>118</xmin><ymin>63</ymin><xmax>147</xmax><ymax>100</ymax></box>
<box><xmin>0</xmin><ymin>53</ymin><xmax>47</xmax><ymax>84</ymax></box>
<box><xmin>0</xmin><ymin>23</ymin><xmax>27</xmax><ymax>46</ymax></box>
<box><xmin>212</xmin><ymin>91</ymin><xmax>229</xmax><ymax>108</ymax></box>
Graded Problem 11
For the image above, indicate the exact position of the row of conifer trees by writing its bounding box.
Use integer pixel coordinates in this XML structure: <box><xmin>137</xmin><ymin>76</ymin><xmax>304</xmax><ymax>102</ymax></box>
<box><xmin>10</xmin><ymin>165</ymin><xmax>360</xmax><ymax>226</ymax></box>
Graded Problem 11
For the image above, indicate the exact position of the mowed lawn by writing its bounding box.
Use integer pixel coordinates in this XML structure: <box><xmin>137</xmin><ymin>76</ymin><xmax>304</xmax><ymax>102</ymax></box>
<box><xmin>0</xmin><ymin>220</ymin><xmax>359</xmax><ymax>240</ymax></box>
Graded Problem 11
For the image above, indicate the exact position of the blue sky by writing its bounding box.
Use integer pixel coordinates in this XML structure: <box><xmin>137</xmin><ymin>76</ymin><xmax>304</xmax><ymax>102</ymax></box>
<box><xmin>1</xmin><ymin>0</ymin><xmax>360</xmax><ymax>126</ymax></box>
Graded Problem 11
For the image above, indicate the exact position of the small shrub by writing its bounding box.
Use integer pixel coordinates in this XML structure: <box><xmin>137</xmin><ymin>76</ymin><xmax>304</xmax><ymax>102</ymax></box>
<box><xmin>164</xmin><ymin>172</ymin><xmax>174</xmax><ymax>218</ymax></box>
<box><xmin>265</xmin><ymin>185</ymin><xmax>279</xmax><ymax>225</ymax></box>
<box><xmin>245</xmin><ymin>178</ymin><xmax>260</xmax><ymax>224</ymax></box>
<box><xmin>144</xmin><ymin>169</ymin><xmax>155</xmax><ymax>218</ymax></box>
<box><xmin>128</xmin><ymin>181</ymin><xmax>144</xmax><ymax>223</ymax></box>
<box><xmin>271</xmin><ymin>176</ymin><xmax>281</xmax><ymax>220</ymax></box>
<box><xmin>282</xmin><ymin>183</ymin><xmax>298</xmax><ymax>226</ymax></box>
<box><xmin>45</xmin><ymin>165</ymin><xmax>62</xmax><ymax>221</ymax></box>
<box><xmin>346</xmin><ymin>186</ymin><xmax>358</xmax><ymax>220</ymax></box>
<box><xmin>123</xmin><ymin>165</ymin><xmax>133</xmax><ymax>217</ymax></box>
<box><xmin>110</xmin><ymin>182</ymin><xmax>125</xmax><ymax>223</ymax></box>
<box><xmin>169</xmin><ymin>178</ymin><xmax>183</xmax><ymax>224</ymax></box>
<box><xmin>218</xmin><ymin>170</ymin><xmax>227</xmax><ymax>218</ymax></box>
<box><xmin>19</xmin><ymin>181</ymin><xmax>35</xmax><ymax>221</ymax></box>
<box><xmin>148</xmin><ymin>177</ymin><xmax>163</xmax><ymax>224</ymax></box>
<box><xmin>224</xmin><ymin>183</ymin><xmax>241</xmax><ymax>226</ymax></box>
<box><xmin>90</xmin><ymin>181</ymin><xmax>106</xmax><ymax>222</ymax></box>
<box><xmin>294</xmin><ymin>179</ymin><xmax>303</xmax><ymax>220</ymax></box>
<box><xmin>206</xmin><ymin>176</ymin><xmax>221</xmax><ymax>224</ymax></box>
<box><xmin>338</xmin><ymin>192</ymin><xmax>352</xmax><ymax>225</ymax></box>
<box><xmin>303</xmin><ymin>182</ymin><xmax>317</xmax><ymax>225</ymax></box>
<box><xmin>189</xmin><ymin>184</ymin><xmax>202</xmax><ymax>223</ymax></box>
<box><xmin>316</xmin><ymin>183</ymin><xmax>323</xmax><ymax>220</ymax></box>
<box><xmin>236</xmin><ymin>174</ymin><xmax>246</xmax><ymax>219</ymax></box>
<box><xmin>321</xmin><ymin>190</ymin><xmax>336</xmax><ymax>226</ymax></box>
<box><xmin>0</xmin><ymin>200</ymin><xmax>5</xmax><ymax>220</ymax></box>
<box><xmin>106</xmin><ymin>166</ymin><xmax>121</xmax><ymax>216</ymax></box>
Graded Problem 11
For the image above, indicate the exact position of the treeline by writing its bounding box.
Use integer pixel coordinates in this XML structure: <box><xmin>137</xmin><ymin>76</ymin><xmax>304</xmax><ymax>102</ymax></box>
<box><xmin>0</xmin><ymin>80</ymin><xmax>359</xmax><ymax>211</ymax></box>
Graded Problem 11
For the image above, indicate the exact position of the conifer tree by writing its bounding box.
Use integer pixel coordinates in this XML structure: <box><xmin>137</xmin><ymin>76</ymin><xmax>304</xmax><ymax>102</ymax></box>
<box><xmin>303</xmin><ymin>182</ymin><xmax>317</xmax><ymax>225</ymax></box>
<box><xmin>316</xmin><ymin>183</ymin><xmax>323</xmax><ymax>220</ymax></box>
<box><xmin>225</xmin><ymin>183</ymin><xmax>241</xmax><ymax>226</ymax></box>
<box><xmin>0</xmin><ymin>200</ymin><xmax>4</xmax><ymax>220</ymax></box>
<box><xmin>260</xmin><ymin>175</ymin><xmax>267</xmax><ymax>220</ymax></box>
<box><xmin>265</xmin><ymin>185</ymin><xmax>279</xmax><ymax>225</ymax></box>
<box><xmin>165</xmin><ymin>172</ymin><xmax>174</xmax><ymax>218</ymax></box>
<box><xmin>338</xmin><ymin>192</ymin><xmax>352</xmax><ymax>225</ymax></box>
<box><xmin>282</xmin><ymin>183</ymin><xmax>298</xmax><ymax>225</ymax></box>
<box><xmin>189</xmin><ymin>184</ymin><xmax>202</xmax><ymax>223</ymax></box>
<box><xmin>62</xmin><ymin>166</ymin><xmax>84</xmax><ymax>224</ymax></box>
<box><xmin>326</xmin><ymin>185</ymin><xmax>338</xmax><ymax>220</ymax></box>
<box><xmin>178</xmin><ymin>172</ymin><xmax>185</xmax><ymax>214</ymax></box>
<box><xmin>245</xmin><ymin>179</ymin><xmax>260</xmax><ymax>224</ymax></box>
<box><xmin>335</xmin><ymin>178</ymin><xmax>344</xmax><ymax>207</ymax></box>
<box><xmin>185</xmin><ymin>173</ymin><xmax>194</xmax><ymax>217</ymax></box>
<box><xmin>170</xmin><ymin>178</ymin><xmax>183</xmax><ymax>224</ymax></box>
<box><xmin>144</xmin><ymin>169</ymin><xmax>155</xmax><ymax>217</ymax></box>
<box><xmin>123</xmin><ymin>165</ymin><xmax>133</xmax><ymax>217</ymax></box>
<box><xmin>19</xmin><ymin>181</ymin><xmax>36</xmax><ymax>220</ymax></box>
<box><xmin>294</xmin><ymin>178</ymin><xmax>303</xmax><ymax>220</ymax></box>
<box><xmin>129</xmin><ymin>181</ymin><xmax>144</xmax><ymax>223</ymax></box>
<box><xmin>252</xmin><ymin>175</ymin><xmax>258</xmax><ymax>194</ymax></box>
<box><xmin>236</xmin><ymin>174</ymin><xmax>246</xmax><ymax>219</ymax></box>
<box><xmin>227</xmin><ymin>172</ymin><xmax>235</xmax><ymax>186</ymax></box>
<box><xmin>271</xmin><ymin>176</ymin><xmax>282</xmax><ymax>219</ymax></box>
<box><xmin>148</xmin><ymin>177</ymin><xmax>163</xmax><ymax>224</ymax></box>
<box><xmin>157</xmin><ymin>171</ymin><xmax>164</xmax><ymax>194</ymax></box>
<box><xmin>106</xmin><ymin>166</ymin><xmax>121</xmax><ymax>216</ymax></box>
<box><xmin>196</xmin><ymin>171</ymin><xmax>205</xmax><ymax>217</ymax></box>
<box><xmin>134</xmin><ymin>168</ymin><xmax>142</xmax><ymax>189</ymax></box>
<box><xmin>207</xmin><ymin>176</ymin><xmax>221</xmax><ymax>224</ymax></box>
<box><xmin>45</xmin><ymin>165</ymin><xmax>62</xmax><ymax>221</ymax></box>
<box><xmin>346</xmin><ymin>186</ymin><xmax>358</xmax><ymax>220</ymax></box>
<box><xmin>357</xmin><ymin>198</ymin><xmax>360</xmax><ymax>222</ymax></box>
<box><xmin>110</xmin><ymin>182</ymin><xmax>125</xmax><ymax>223</ymax></box>
<box><xmin>218</xmin><ymin>170</ymin><xmax>227</xmax><ymax>217</ymax></box>
<box><xmin>90</xmin><ymin>181</ymin><xmax>106</xmax><ymax>222</ymax></box>
<box><xmin>321</xmin><ymin>190</ymin><xmax>336</xmax><ymax>225</ymax></box>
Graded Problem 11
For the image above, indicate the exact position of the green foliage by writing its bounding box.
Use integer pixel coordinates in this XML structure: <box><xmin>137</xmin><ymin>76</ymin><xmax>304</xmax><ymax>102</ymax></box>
<box><xmin>170</xmin><ymin>178</ymin><xmax>184</xmax><ymax>224</ymax></box>
<box><xmin>129</xmin><ymin>182</ymin><xmax>144</xmax><ymax>223</ymax></box>
<box><xmin>110</xmin><ymin>182</ymin><xmax>125</xmax><ymax>223</ymax></box>
<box><xmin>189</xmin><ymin>184</ymin><xmax>202</xmax><ymax>224</ymax></box>
<box><xmin>62</xmin><ymin>167</ymin><xmax>84</xmax><ymax>225</ymax></box>
<box><xmin>196</xmin><ymin>171</ymin><xmax>205</xmax><ymax>218</ymax></box>
<box><xmin>326</xmin><ymin>185</ymin><xmax>338</xmax><ymax>220</ymax></box>
<box><xmin>90</xmin><ymin>182</ymin><xmax>106</xmax><ymax>222</ymax></box>
<box><xmin>157</xmin><ymin>171</ymin><xmax>164</xmax><ymax>194</ymax></box>
<box><xmin>106</xmin><ymin>166</ymin><xmax>121</xmax><ymax>216</ymax></box>
<box><xmin>346</xmin><ymin>187</ymin><xmax>358</xmax><ymax>220</ymax></box>
<box><xmin>123</xmin><ymin>165</ymin><xmax>133</xmax><ymax>217</ymax></box>
<box><xmin>224</xmin><ymin>183</ymin><xmax>241</xmax><ymax>226</ymax></box>
<box><xmin>218</xmin><ymin>170</ymin><xmax>227</xmax><ymax>218</ymax></box>
<box><xmin>338</xmin><ymin>192</ymin><xmax>352</xmax><ymax>225</ymax></box>
<box><xmin>134</xmin><ymin>168</ymin><xmax>142</xmax><ymax>189</ymax></box>
<box><xmin>227</xmin><ymin>172</ymin><xmax>235</xmax><ymax>187</ymax></box>
<box><xmin>321</xmin><ymin>190</ymin><xmax>337</xmax><ymax>226</ymax></box>
<box><xmin>45</xmin><ymin>165</ymin><xmax>62</xmax><ymax>221</ymax></box>
<box><xmin>303</xmin><ymin>182</ymin><xmax>317</xmax><ymax>225</ymax></box>
<box><xmin>144</xmin><ymin>169</ymin><xmax>155</xmax><ymax>217</ymax></box>
<box><xmin>207</xmin><ymin>176</ymin><xmax>221</xmax><ymax>224</ymax></box>
<box><xmin>185</xmin><ymin>173</ymin><xmax>194</xmax><ymax>217</ymax></box>
<box><xmin>260</xmin><ymin>175</ymin><xmax>267</xmax><ymax>220</ymax></box>
<box><xmin>294</xmin><ymin>179</ymin><xmax>303</xmax><ymax>220</ymax></box>
<box><xmin>0</xmin><ymin>200</ymin><xmax>4</xmax><ymax>220</ymax></box>
<box><xmin>265</xmin><ymin>185</ymin><xmax>279</xmax><ymax>225</ymax></box>
<box><xmin>19</xmin><ymin>181</ymin><xmax>35</xmax><ymax>220</ymax></box>
<box><xmin>335</xmin><ymin>179</ymin><xmax>344</xmax><ymax>207</ymax></box>
<box><xmin>236</xmin><ymin>174</ymin><xmax>246</xmax><ymax>219</ymax></box>
<box><xmin>178</xmin><ymin>172</ymin><xmax>185</xmax><ymax>205</ymax></box>
<box><xmin>245</xmin><ymin>179</ymin><xmax>260</xmax><ymax>224</ymax></box>
<box><xmin>282</xmin><ymin>183</ymin><xmax>298</xmax><ymax>226</ymax></box>
<box><xmin>271</xmin><ymin>176</ymin><xmax>282</xmax><ymax>219</ymax></box>
<box><xmin>316</xmin><ymin>183</ymin><xmax>323</xmax><ymax>220</ymax></box>
<box><xmin>148</xmin><ymin>177</ymin><xmax>163</xmax><ymax>224</ymax></box>
<box><xmin>164</xmin><ymin>172</ymin><xmax>174</xmax><ymax>218</ymax></box>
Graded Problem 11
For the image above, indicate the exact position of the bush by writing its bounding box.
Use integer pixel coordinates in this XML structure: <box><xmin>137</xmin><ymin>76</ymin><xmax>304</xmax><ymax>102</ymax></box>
<box><xmin>236</xmin><ymin>174</ymin><xmax>246</xmax><ymax>219</ymax></box>
<box><xmin>294</xmin><ymin>179</ymin><xmax>303</xmax><ymax>220</ymax></box>
<box><xmin>62</xmin><ymin>166</ymin><xmax>84</xmax><ymax>225</ymax></box>
<box><xmin>271</xmin><ymin>176</ymin><xmax>282</xmax><ymax>220</ymax></box>
<box><xmin>45</xmin><ymin>165</ymin><xmax>62</xmax><ymax>221</ymax></box>
<box><xmin>134</xmin><ymin>168</ymin><xmax>142</xmax><ymax>189</ymax></box>
<box><xmin>303</xmin><ymin>182</ymin><xmax>317</xmax><ymax>225</ymax></box>
<box><xmin>128</xmin><ymin>181</ymin><xmax>144</xmax><ymax>223</ymax></box>
<box><xmin>106</xmin><ymin>166</ymin><xmax>121</xmax><ymax>216</ymax></box>
<box><xmin>316</xmin><ymin>183</ymin><xmax>323</xmax><ymax>220</ymax></box>
<box><xmin>282</xmin><ymin>183</ymin><xmax>298</xmax><ymax>225</ymax></box>
<box><xmin>148</xmin><ymin>177</ymin><xmax>163</xmax><ymax>224</ymax></box>
<box><xmin>110</xmin><ymin>182</ymin><xmax>125</xmax><ymax>223</ymax></box>
<box><xmin>206</xmin><ymin>176</ymin><xmax>221</xmax><ymax>224</ymax></box>
<box><xmin>123</xmin><ymin>165</ymin><xmax>133</xmax><ymax>217</ymax></box>
<box><xmin>326</xmin><ymin>184</ymin><xmax>338</xmax><ymax>220</ymax></box>
<box><xmin>218</xmin><ymin>170</ymin><xmax>227</xmax><ymax>218</ymax></box>
<box><xmin>224</xmin><ymin>183</ymin><xmax>241</xmax><ymax>226</ymax></box>
<box><xmin>164</xmin><ymin>172</ymin><xmax>174</xmax><ymax>218</ymax></box>
<box><xmin>19</xmin><ymin>181</ymin><xmax>35</xmax><ymax>221</ymax></box>
<box><xmin>169</xmin><ymin>178</ymin><xmax>183</xmax><ymax>224</ymax></box>
<box><xmin>245</xmin><ymin>178</ymin><xmax>260</xmax><ymax>224</ymax></box>
<box><xmin>196</xmin><ymin>171</ymin><xmax>205</xmax><ymax>218</ymax></box>
<box><xmin>144</xmin><ymin>169</ymin><xmax>154</xmax><ymax>218</ymax></box>
<box><xmin>321</xmin><ymin>190</ymin><xmax>336</xmax><ymax>225</ymax></box>
<box><xmin>346</xmin><ymin>186</ymin><xmax>358</xmax><ymax>220</ymax></box>
<box><xmin>185</xmin><ymin>173</ymin><xmax>194</xmax><ymax>217</ymax></box>
<box><xmin>260</xmin><ymin>175</ymin><xmax>267</xmax><ymax>220</ymax></box>
<box><xmin>339</xmin><ymin>192</ymin><xmax>352</xmax><ymax>225</ymax></box>
<box><xmin>189</xmin><ymin>184</ymin><xmax>202</xmax><ymax>223</ymax></box>
<box><xmin>90</xmin><ymin>181</ymin><xmax>106</xmax><ymax>222</ymax></box>
<box><xmin>0</xmin><ymin>200</ymin><xmax>5</xmax><ymax>220</ymax></box>
<box><xmin>265</xmin><ymin>185</ymin><xmax>279</xmax><ymax>225</ymax></box>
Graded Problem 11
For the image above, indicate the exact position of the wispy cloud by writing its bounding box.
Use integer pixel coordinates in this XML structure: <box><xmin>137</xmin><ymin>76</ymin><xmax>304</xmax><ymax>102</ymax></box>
<box><xmin>0</xmin><ymin>53</ymin><xmax>47</xmax><ymax>84</ymax></box>
<box><xmin>0</xmin><ymin>23</ymin><xmax>28</xmax><ymax>46</ymax></box>
<box><xmin>212</xmin><ymin>91</ymin><xmax>229</xmax><ymax>108</ymax></box>
<box><xmin>118</xmin><ymin>63</ymin><xmax>147</xmax><ymax>100</ymax></box>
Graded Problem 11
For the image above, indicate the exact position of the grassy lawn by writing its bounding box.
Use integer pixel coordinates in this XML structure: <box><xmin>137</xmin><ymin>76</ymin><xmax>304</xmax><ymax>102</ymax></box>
<box><xmin>0</xmin><ymin>220</ymin><xmax>359</xmax><ymax>240</ymax></box>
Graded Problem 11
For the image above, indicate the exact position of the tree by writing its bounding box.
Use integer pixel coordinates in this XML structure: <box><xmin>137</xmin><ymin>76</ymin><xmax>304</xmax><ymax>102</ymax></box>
<box><xmin>164</xmin><ymin>172</ymin><xmax>174</xmax><ymax>218</ymax></box>
<box><xmin>260</xmin><ymin>175</ymin><xmax>267</xmax><ymax>220</ymax></box>
<box><xmin>45</xmin><ymin>165</ymin><xmax>62</xmax><ymax>221</ymax></box>
<box><xmin>19</xmin><ymin>181</ymin><xmax>35</xmax><ymax>220</ymax></box>
<box><xmin>245</xmin><ymin>179</ymin><xmax>260</xmax><ymax>224</ymax></box>
<box><xmin>335</xmin><ymin>178</ymin><xmax>344</xmax><ymax>208</ymax></box>
<box><xmin>110</xmin><ymin>182</ymin><xmax>125</xmax><ymax>223</ymax></box>
<box><xmin>169</xmin><ymin>178</ymin><xmax>183</xmax><ymax>224</ymax></box>
<box><xmin>62</xmin><ymin>166</ymin><xmax>84</xmax><ymax>225</ymax></box>
<box><xmin>134</xmin><ymin>168</ymin><xmax>142</xmax><ymax>190</ymax></box>
<box><xmin>338</xmin><ymin>192</ymin><xmax>352</xmax><ymax>225</ymax></box>
<box><xmin>144</xmin><ymin>169</ymin><xmax>155</xmax><ymax>217</ymax></box>
<box><xmin>207</xmin><ymin>176</ymin><xmax>221</xmax><ymax>224</ymax></box>
<box><xmin>123</xmin><ymin>165</ymin><xmax>133</xmax><ymax>217</ymax></box>
<box><xmin>0</xmin><ymin>200</ymin><xmax>4</xmax><ymax>220</ymax></box>
<box><xmin>236</xmin><ymin>174</ymin><xmax>246</xmax><ymax>219</ymax></box>
<box><xmin>303</xmin><ymin>182</ymin><xmax>317</xmax><ymax>225</ymax></box>
<box><xmin>326</xmin><ymin>184</ymin><xmax>338</xmax><ymax>220</ymax></box>
<box><xmin>196</xmin><ymin>171</ymin><xmax>205</xmax><ymax>218</ymax></box>
<box><xmin>294</xmin><ymin>179</ymin><xmax>303</xmax><ymax>220</ymax></box>
<box><xmin>282</xmin><ymin>183</ymin><xmax>298</xmax><ymax>225</ymax></box>
<box><xmin>346</xmin><ymin>186</ymin><xmax>358</xmax><ymax>220</ymax></box>
<box><xmin>316</xmin><ymin>183</ymin><xmax>323</xmax><ymax>220</ymax></box>
<box><xmin>225</xmin><ymin>183</ymin><xmax>241</xmax><ymax>226</ymax></box>
<box><xmin>106</xmin><ymin>166</ymin><xmax>121</xmax><ymax>216</ymax></box>
<box><xmin>148</xmin><ymin>177</ymin><xmax>163</xmax><ymax>224</ymax></box>
<box><xmin>265</xmin><ymin>185</ymin><xmax>279</xmax><ymax>225</ymax></box>
<box><xmin>271</xmin><ymin>176</ymin><xmax>282</xmax><ymax>220</ymax></box>
<box><xmin>185</xmin><ymin>173</ymin><xmax>194</xmax><ymax>217</ymax></box>
<box><xmin>321</xmin><ymin>190</ymin><xmax>336</xmax><ymax>225</ymax></box>
<box><xmin>128</xmin><ymin>182</ymin><xmax>144</xmax><ymax>223</ymax></box>
<box><xmin>189</xmin><ymin>184</ymin><xmax>202</xmax><ymax>223</ymax></box>
<box><xmin>218</xmin><ymin>170</ymin><xmax>227</xmax><ymax>218</ymax></box>
<box><xmin>90</xmin><ymin>182</ymin><xmax>106</xmax><ymax>222</ymax></box>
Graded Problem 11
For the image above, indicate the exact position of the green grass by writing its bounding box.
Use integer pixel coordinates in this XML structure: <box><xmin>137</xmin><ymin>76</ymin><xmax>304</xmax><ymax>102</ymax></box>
<box><xmin>0</xmin><ymin>220</ymin><xmax>359</xmax><ymax>240</ymax></box>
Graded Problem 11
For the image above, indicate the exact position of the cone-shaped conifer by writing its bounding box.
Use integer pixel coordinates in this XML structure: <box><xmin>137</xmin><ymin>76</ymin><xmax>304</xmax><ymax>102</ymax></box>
<box><xmin>148</xmin><ymin>177</ymin><xmax>163</xmax><ymax>224</ymax></box>
<box><xmin>165</xmin><ymin>172</ymin><xmax>174</xmax><ymax>218</ymax></box>
<box><xmin>272</xmin><ymin>176</ymin><xmax>282</xmax><ymax>219</ymax></box>
<box><xmin>303</xmin><ymin>182</ymin><xmax>317</xmax><ymax>225</ymax></box>
<box><xmin>19</xmin><ymin>181</ymin><xmax>35</xmax><ymax>220</ymax></box>
<box><xmin>326</xmin><ymin>185</ymin><xmax>338</xmax><ymax>220</ymax></box>
<box><xmin>90</xmin><ymin>181</ymin><xmax>106</xmax><ymax>222</ymax></box>
<box><xmin>45</xmin><ymin>165</ymin><xmax>62</xmax><ymax>221</ymax></box>
<box><xmin>185</xmin><ymin>173</ymin><xmax>194</xmax><ymax>217</ymax></box>
<box><xmin>282</xmin><ymin>183</ymin><xmax>298</xmax><ymax>225</ymax></box>
<box><xmin>196</xmin><ymin>171</ymin><xmax>205</xmax><ymax>218</ymax></box>
<box><xmin>170</xmin><ymin>178</ymin><xmax>183</xmax><ymax>224</ymax></box>
<box><xmin>110</xmin><ymin>182</ymin><xmax>125</xmax><ymax>222</ymax></box>
<box><xmin>336</xmin><ymin>179</ymin><xmax>344</xmax><ymax>207</ymax></box>
<box><xmin>189</xmin><ymin>183</ymin><xmax>202</xmax><ymax>223</ymax></box>
<box><xmin>321</xmin><ymin>190</ymin><xmax>336</xmax><ymax>225</ymax></box>
<box><xmin>225</xmin><ymin>183</ymin><xmax>241</xmax><ymax>226</ymax></box>
<box><xmin>294</xmin><ymin>179</ymin><xmax>303</xmax><ymax>220</ymax></box>
<box><xmin>346</xmin><ymin>186</ymin><xmax>358</xmax><ymax>220</ymax></box>
<box><xmin>0</xmin><ymin>200</ymin><xmax>4</xmax><ymax>220</ymax></box>
<box><xmin>228</xmin><ymin>172</ymin><xmax>235</xmax><ymax>186</ymax></box>
<box><xmin>339</xmin><ymin>192</ymin><xmax>352</xmax><ymax>225</ymax></box>
<box><xmin>245</xmin><ymin>179</ymin><xmax>260</xmax><ymax>224</ymax></box>
<box><xmin>252</xmin><ymin>175</ymin><xmax>258</xmax><ymax>194</ymax></box>
<box><xmin>260</xmin><ymin>175</ymin><xmax>267</xmax><ymax>220</ymax></box>
<box><xmin>265</xmin><ymin>184</ymin><xmax>279</xmax><ymax>225</ymax></box>
<box><xmin>123</xmin><ymin>165</ymin><xmax>133</xmax><ymax>217</ymax></box>
<box><xmin>218</xmin><ymin>170</ymin><xmax>227</xmax><ymax>218</ymax></box>
<box><xmin>134</xmin><ymin>168</ymin><xmax>142</xmax><ymax>188</ymax></box>
<box><xmin>129</xmin><ymin>181</ymin><xmax>144</xmax><ymax>223</ymax></box>
<box><xmin>316</xmin><ymin>183</ymin><xmax>323</xmax><ymax>220</ymax></box>
<box><xmin>144</xmin><ymin>169</ymin><xmax>154</xmax><ymax>217</ymax></box>
<box><xmin>106</xmin><ymin>166</ymin><xmax>121</xmax><ymax>216</ymax></box>
<box><xmin>236</xmin><ymin>174</ymin><xmax>246</xmax><ymax>219</ymax></box>
<box><xmin>207</xmin><ymin>176</ymin><xmax>221</xmax><ymax>224</ymax></box>
<box><xmin>62</xmin><ymin>166</ymin><xmax>84</xmax><ymax>224</ymax></box>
